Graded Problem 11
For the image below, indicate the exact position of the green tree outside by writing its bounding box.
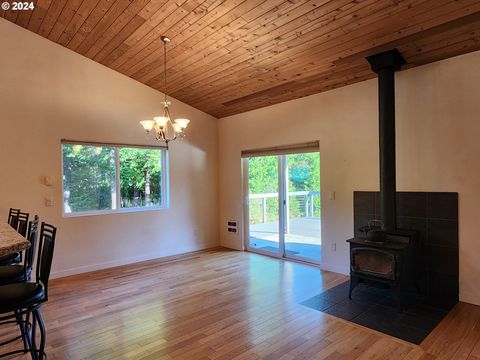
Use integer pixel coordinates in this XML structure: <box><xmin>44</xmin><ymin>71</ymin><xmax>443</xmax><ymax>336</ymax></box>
<box><xmin>63</xmin><ymin>145</ymin><xmax>162</xmax><ymax>213</ymax></box>
<box><xmin>63</xmin><ymin>144</ymin><xmax>116</xmax><ymax>212</ymax></box>
<box><xmin>119</xmin><ymin>148</ymin><xmax>161</xmax><ymax>208</ymax></box>
<box><xmin>248</xmin><ymin>152</ymin><xmax>320</xmax><ymax>224</ymax></box>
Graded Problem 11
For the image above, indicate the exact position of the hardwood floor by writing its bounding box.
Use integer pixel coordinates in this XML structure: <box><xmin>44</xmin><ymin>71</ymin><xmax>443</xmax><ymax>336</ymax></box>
<box><xmin>0</xmin><ymin>248</ymin><xmax>479</xmax><ymax>359</ymax></box>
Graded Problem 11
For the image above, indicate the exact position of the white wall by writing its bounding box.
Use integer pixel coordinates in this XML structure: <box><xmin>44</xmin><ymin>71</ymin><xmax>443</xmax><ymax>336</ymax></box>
<box><xmin>0</xmin><ymin>19</ymin><xmax>219</xmax><ymax>278</ymax></box>
<box><xmin>218</xmin><ymin>51</ymin><xmax>480</xmax><ymax>306</ymax></box>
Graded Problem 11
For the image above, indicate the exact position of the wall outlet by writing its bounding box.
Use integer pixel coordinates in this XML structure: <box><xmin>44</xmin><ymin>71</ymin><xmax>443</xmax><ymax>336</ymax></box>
<box><xmin>45</xmin><ymin>197</ymin><xmax>54</xmax><ymax>207</ymax></box>
<box><xmin>227</xmin><ymin>220</ymin><xmax>238</xmax><ymax>233</ymax></box>
<box><xmin>330</xmin><ymin>242</ymin><xmax>336</xmax><ymax>251</ymax></box>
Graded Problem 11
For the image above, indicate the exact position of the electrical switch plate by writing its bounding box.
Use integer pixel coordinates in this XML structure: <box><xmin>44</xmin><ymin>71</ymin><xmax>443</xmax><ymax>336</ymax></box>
<box><xmin>44</xmin><ymin>176</ymin><xmax>53</xmax><ymax>186</ymax></box>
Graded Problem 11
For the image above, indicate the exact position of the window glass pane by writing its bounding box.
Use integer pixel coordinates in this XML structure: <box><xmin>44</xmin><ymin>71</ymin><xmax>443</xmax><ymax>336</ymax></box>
<box><xmin>248</xmin><ymin>155</ymin><xmax>280</xmax><ymax>255</ymax></box>
<box><xmin>62</xmin><ymin>144</ymin><xmax>117</xmax><ymax>213</ymax></box>
<box><xmin>119</xmin><ymin>148</ymin><xmax>162</xmax><ymax>208</ymax></box>
<box><xmin>285</xmin><ymin>152</ymin><xmax>321</xmax><ymax>262</ymax></box>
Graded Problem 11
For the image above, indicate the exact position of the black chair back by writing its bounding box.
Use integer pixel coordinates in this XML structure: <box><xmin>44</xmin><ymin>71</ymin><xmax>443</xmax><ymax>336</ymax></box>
<box><xmin>16</xmin><ymin>212</ymin><xmax>29</xmax><ymax>237</ymax></box>
<box><xmin>36</xmin><ymin>222</ymin><xmax>56</xmax><ymax>300</ymax></box>
<box><xmin>7</xmin><ymin>208</ymin><xmax>20</xmax><ymax>228</ymax></box>
<box><xmin>25</xmin><ymin>215</ymin><xmax>39</xmax><ymax>274</ymax></box>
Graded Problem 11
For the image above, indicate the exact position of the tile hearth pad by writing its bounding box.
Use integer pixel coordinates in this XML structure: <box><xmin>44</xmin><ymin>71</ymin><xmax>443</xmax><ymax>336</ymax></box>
<box><xmin>300</xmin><ymin>281</ymin><xmax>450</xmax><ymax>344</ymax></box>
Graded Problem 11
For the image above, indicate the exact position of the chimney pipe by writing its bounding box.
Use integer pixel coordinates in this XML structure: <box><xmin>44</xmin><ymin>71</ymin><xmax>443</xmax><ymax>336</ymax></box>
<box><xmin>366</xmin><ymin>49</ymin><xmax>405</xmax><ymax>232</ymax></box>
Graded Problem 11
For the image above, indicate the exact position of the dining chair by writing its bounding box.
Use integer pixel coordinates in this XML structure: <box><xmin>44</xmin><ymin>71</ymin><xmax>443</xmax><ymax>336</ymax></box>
<box><xmin>16</xmin><ymin>212</ymin><xmax>30</xmax><ymax>237</ymax></box>
<box><xmin>7</xmin><ymin>208</ymin><xmax>19</xmax><ymax>228</ymax></box>
<box><xmin>0</xmin><ymin>222</ymin><xmax>56</xmax><ymax>360</ymax></box>
<box><xmin>0</xmin><ymin>209</ymin><xmax>23</xmax><ymax>266</ymax></box>
<box><xmin>2</xmin><ymin>211</ymin><xmax>30</xmax><ymax>266</ymax></box>
<box><xmin>0</xmin><ymin>216</ymin><xmax>39</xmax><ymax>285</ymax></box>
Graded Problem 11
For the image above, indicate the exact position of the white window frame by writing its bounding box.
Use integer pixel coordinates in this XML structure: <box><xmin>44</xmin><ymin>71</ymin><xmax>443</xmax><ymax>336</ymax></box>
<box><xmin>61</xmin><ymin>141</ymin><xmax>169</xmax><ymax>218</ymax></box>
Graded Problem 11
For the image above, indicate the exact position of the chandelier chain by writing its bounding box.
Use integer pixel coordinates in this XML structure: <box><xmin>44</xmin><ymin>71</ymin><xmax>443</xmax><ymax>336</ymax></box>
<box><xmin>164</xmin><ymin>38</ymin><xmax>167</xmax><ymax>104</ymax></box>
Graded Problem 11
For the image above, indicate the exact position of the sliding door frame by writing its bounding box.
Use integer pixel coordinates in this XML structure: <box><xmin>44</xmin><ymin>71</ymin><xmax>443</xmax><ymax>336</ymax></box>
<box><xmin>243</xmin><ymin>154</ymin><xmax>322</xmax><ymax>265</ymax></box>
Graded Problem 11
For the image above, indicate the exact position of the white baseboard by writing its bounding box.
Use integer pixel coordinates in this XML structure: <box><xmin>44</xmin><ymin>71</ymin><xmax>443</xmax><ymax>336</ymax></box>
<box><xmin>50</xmin><ymin>245</ymin><xmax>217</xmax><ymax>279</ymax></box>
<box><xmin>319</xmin><ymin>262</ymin><xmax>349</xmax><ymax>275</ymax></box>
<box><xmin>50</xmin><ymin>253</ymin><xmax>159</xmax><ymax>279</ymax></box>
<box><xmin>460</xmin><ymin>291</ymin><xmax>480</xmax><ymax>306</ymax></box>
<box><xmin>221</xmin><ymin>242</ymin><xmax>349</xmax><ymax>276</ymax></box>
<box><xmin>220</xmin><ymin>241</ymin><xmax>243</xmax><ymax>251</ymax></box>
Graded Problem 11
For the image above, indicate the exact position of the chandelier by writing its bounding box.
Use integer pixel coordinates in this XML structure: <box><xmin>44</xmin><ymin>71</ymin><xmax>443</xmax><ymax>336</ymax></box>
<box><xmin>140</xmin><ymin>36</ymin><xmax>190</xmax><ymax>145</ymax></box>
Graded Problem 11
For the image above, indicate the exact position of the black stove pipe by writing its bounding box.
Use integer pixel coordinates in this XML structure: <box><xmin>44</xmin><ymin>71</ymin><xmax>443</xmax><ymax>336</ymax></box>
<box><xmin>366</xmin><ymin>49</ymin><xmax>405</xmax><ymax>232</ymax></box>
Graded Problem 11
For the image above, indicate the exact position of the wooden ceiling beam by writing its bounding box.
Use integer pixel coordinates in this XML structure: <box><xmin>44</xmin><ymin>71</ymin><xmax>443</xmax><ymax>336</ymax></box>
<box><xmin>212</xmin><ymin>67</ymin><xmax>375</xmax><ymax>117</ymax></box>
<box><xmin>334</xmin><ymin>10</ymin><xmax>480</xmax><ymax>66</ymax></box>
<box><xmin>222</xmin><ymin>62</ymin><xmax>370</xmax><ymax>107</ymax></box>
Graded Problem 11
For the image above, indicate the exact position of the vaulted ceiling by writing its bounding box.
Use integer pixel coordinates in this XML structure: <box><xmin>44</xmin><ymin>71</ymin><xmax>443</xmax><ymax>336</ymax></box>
<box><xmin>2</xmin><ymin>0</ymin><xmax>480</xmax><ymax>118</ymax></box>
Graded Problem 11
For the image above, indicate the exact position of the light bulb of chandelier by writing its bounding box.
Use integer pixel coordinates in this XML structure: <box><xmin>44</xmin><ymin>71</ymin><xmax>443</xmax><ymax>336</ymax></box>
<box><xmin>174</xmin><ymin>118</ymin><xmax>190</xmax><ymax>130</ymax></box>
<box><xmin>172</xmin><ymin>123</ymin><xmax>183</xmax><ymax>133</ymax></box>
<box><xmin>154</xmin><ymin>116</ymin><xmax>169</xmax><ymax>128</ymax></box>
<box><xmin>140</xmin><ymin>120</ymin><xmax>155</xmax><ymax>132</ymax></box>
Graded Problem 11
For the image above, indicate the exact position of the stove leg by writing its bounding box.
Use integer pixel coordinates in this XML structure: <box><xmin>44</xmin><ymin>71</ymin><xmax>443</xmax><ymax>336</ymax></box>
<box><xmin>349</xmin><ymin>277</ymin><xmax>358</xmax><ymax>299</ymax></box>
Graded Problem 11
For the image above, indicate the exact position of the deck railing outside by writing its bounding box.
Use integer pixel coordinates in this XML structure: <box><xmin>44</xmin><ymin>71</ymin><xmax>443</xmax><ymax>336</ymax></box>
<box><xmin>249</xmin><ymin>191</ymin><xmax>320</xmax><ymax>232</ymax></box>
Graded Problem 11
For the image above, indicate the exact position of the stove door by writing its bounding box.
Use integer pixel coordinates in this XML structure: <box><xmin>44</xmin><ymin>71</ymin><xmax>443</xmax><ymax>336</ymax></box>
<box><xmin>351</xmin><ymin>248</ymin><xmax>397</xmax><ymax>280</ymax></box>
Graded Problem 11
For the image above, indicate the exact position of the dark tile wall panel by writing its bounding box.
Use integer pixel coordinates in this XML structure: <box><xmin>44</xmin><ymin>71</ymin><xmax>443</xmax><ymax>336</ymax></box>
<box><xmin>353</xmin><ymin>191</ymin><xmax>459</xmax><ymax>308</ymax></box>
<box><xmin>427</xmin><ymin>193</ymin><xmax>458</xmax><ymax>220</ymax></box>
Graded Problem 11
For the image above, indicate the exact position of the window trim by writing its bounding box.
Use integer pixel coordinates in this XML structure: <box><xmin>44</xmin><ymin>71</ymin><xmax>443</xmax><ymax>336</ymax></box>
<box><xmin>61</xmin><ymin>141</ymin><xmax>169</xmax><ymax>218</ymax></box>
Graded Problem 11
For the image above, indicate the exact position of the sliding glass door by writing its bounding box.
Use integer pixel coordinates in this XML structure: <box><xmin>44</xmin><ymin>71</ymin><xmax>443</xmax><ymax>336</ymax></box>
<box><xmin>284</xmin><ymin>153</ymin><xmax>321</xmax><ymax>262</ymax></box>
<box><xmin>245</xmin><ymin>152</ymin><xmax>321</xmax><ymax>264</ymax></box>
<box><xmin>246</xmin><ymin>155</ymin><xmax>281</xmax><ymax>256</ymax></box>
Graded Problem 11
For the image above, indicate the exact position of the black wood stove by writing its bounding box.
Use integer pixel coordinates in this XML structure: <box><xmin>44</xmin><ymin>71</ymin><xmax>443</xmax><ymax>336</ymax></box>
<box><xmin>347</xmin><ymin>230</ymin><xmax>419</xmax><ymax>311</ymax></box>
<box><xmin>347</xmin><ymin>49</ymin><xmax>419</xmax><ymax>311</ymax></box>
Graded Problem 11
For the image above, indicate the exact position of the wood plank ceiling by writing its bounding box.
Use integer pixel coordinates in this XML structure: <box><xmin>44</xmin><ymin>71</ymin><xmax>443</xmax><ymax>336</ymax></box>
<box><xmin>2</xmin><ymin>0</ymin><xmax>480</xmax><ymax>118</ymax></box>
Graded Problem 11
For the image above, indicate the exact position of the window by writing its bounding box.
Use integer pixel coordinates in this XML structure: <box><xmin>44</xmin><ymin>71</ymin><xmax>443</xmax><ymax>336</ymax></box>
<box><xmin>62</xmin><ymin>142</ymin><xmax>168</xmax><ymax>216</ymax></box>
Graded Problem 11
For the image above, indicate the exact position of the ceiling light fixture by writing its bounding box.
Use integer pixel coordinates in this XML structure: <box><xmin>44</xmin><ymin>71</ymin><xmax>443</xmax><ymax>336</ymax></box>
<box><xmin>140</xmin><ymin>36</ymin><xmax>190</xmax><ymax>145</ymax></box>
